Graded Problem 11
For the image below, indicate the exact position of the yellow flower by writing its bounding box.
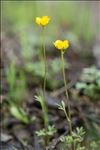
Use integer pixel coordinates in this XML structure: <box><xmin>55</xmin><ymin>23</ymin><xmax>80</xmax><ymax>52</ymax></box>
<box><xmin>36</xmin><ymin>16</ymin><xmax>50</xmax><ymax>26</ymax></box>
<box><xmin>53</xmin><ymin>40</ymin><xmax>69</xmax><ymax>50</ymax></box>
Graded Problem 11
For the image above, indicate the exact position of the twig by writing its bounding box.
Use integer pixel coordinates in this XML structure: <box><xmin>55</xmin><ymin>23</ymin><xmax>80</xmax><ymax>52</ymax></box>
<box><xmin>46</xmin><ymin>131</ymin><xmax>68</xmax><ymax>150</ymax></box>
<box><xmin>51</xmin><ymin>78</ymin><xmax>77</xmax><ymax>97</ymax></box>
<box><xmin>77</xmin><ymin>105</ymin><xmax>90</xmax><ymax>130</ymax></box>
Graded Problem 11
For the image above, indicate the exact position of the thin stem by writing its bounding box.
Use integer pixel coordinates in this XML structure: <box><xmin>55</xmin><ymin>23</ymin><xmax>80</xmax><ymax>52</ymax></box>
<box><xmin>42</xmin><ymin>27</ymin><xmax>46</xmax><ymax>99</ymax></box>
<box><xmin>63</xmin><ymin>108</ymin><xmax>69</xmax><ymax>125</ymax></box>
<box><xmin>61</xmin><ymin>51</ymin><xmax>74</xmax><ymax>150</ymax></box>
<box><xmin>61</xmin><ymin>51</ymin><xmax>72</xmax><ymax>134</ymax></box>
<box><xmin>42</xmin><ymin>27</ymin><xmax>49</xmax><ymax>129</ymax></box>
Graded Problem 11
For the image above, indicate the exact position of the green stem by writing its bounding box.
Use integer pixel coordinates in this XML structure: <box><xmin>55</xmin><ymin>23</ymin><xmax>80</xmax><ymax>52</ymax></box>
<box><xmin>42</xmin><ymin>27</ymin><xmax>49</xmax><ymax>129</ymax></box>
<box><xmin>61</xmin><ymin>51</ymin><xmax>74</xmax><ymax>150</ymax></box>
<box><xmin>61</xmin><ymin>51</ymin><xmax>72</xmax><ymax>134</ymax></box>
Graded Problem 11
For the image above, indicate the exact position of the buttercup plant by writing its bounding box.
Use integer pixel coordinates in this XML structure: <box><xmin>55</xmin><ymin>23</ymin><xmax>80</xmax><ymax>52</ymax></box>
<box><xmin>35</xmin><ymin>16</ymin><xmax>50</xmax><ymax>128</ymax></box>
<box><xmin>54</xmin><ymin>40</ymin><xmax>87</xmax><ymax>150</ymax></box>
<box><xmin>35</xmin><ymin>16</ymin><xmax>56</xmax><ymax>146</ymax></box>
<box><xmin>34</xmin><ymin>16</ymin><xmax>96</xmax><ymax>149</ymax></box>
<box><xmin>54</xmin><ymin>40</ymin><xmax>75</xmax><ymax>150</ymax></box>
<box><xmin>54</xmin><ymin>40</ymin><xmax>72</xmax><ymax>134</ymax></box>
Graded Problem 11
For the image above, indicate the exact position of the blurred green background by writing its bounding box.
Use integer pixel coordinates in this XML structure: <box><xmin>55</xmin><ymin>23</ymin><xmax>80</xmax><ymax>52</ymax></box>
<box><xmin>2</xmin><ymin>1</ymin><xmax>99</xmax><ymax>43</ymax></box>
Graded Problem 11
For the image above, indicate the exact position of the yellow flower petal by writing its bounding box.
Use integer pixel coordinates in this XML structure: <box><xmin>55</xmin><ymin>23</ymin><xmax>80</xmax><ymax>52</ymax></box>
<box><xmin>41</xmin><ymin>16</ymin><xmax>50</xmax><ymax>26</ymax></box>
<box><xmin>54</xmin><ymin>40</ymin><xmax>69</xmax><ymax>50</ymax></box>
<box><xmin>35</xmin><ymin>16</ymin><xmax>50</xmax><ymax>26</ymax></box>
<box><xmin>54</xmin><ymin>40</ymin><xmax>63</xmax><ymax>49</ymax></box>
<box><xmin>36</xmin><ymin>17</ymin><xmax>41</xmax><ymax>25</ymax></box>
<box><xmin>63</xmin><ymin>40</ymin><xmax>69</xmax><ymax>49</ymax></box>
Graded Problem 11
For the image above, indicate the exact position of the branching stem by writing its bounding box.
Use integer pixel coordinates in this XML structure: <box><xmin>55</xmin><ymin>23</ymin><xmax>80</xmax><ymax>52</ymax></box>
<box><xmin>61</xmin><ymin>51</ymin><xmax>72</xmax><ymax>135</ymax></box>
